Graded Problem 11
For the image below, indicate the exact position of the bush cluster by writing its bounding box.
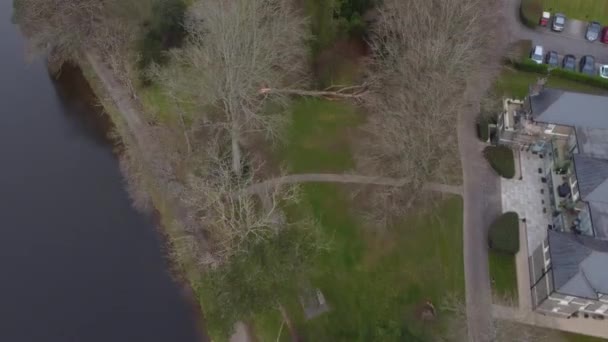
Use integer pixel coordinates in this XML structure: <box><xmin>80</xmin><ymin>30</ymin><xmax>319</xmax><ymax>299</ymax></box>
<box><xmin>551</xmin><ymin>68</ymin><xmax>608</xmax><ymax>90</ymax></box>
<box><xmin>520</xmin><ymin>0</ymin><xmax>542</xmax><ymax>28</ymax></box>
<box><xmin>489</xmin><ymin>212</ymin><xmax>520</xmax><ymax>254</ymax></box>
<box><xmin>484</xmin><ymin>146</ymin><xmax>515</xmax><ymax>179</ymax></box>
<box><xmin>138</xmin><ymin>0</ymin><xmax>187</xmax><ymax>74</ymax></box>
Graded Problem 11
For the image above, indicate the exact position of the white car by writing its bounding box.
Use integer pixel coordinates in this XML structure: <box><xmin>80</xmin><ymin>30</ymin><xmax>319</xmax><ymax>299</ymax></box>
<box><xmin>530</xmin><ymin>45</ymin><xmax>544</xmax><ymax>64</ymax></box>
<box><xmin>600</xmin><ymin>65</ymin><xmax>608</xmax><ymax>79</ymax></box>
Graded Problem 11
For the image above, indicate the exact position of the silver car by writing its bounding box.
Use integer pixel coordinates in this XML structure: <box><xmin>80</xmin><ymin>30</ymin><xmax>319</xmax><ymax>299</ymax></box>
<box><xmin>586</xmin><ymin>21</ymin><xmax>602</xmax><ymax>41</ymax></box>
<box><xmin>600</xmin><ymin>65</ymin><xmax>608</xmax><ymax>79</ymax></box>
<box><xmin>530</xmin><ymin>46</ymin><xmax>544</xmax><ymax>64</ymax></box>
<box><xmin>552</xmin><ymin>13</ymin><xmax>566</xmax><ymax>32</ymax></box>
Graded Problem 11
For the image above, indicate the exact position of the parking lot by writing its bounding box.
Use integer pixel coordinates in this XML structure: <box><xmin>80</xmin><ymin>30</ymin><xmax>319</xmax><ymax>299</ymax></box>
<box><xmin>506</xmin><ymin>0</ymin><xmax>608</xmax><ymax>68</ymax></box>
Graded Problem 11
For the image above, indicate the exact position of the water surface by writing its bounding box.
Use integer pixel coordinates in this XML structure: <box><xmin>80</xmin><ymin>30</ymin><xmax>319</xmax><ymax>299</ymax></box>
<box><xmin>0</xmin><ymin>3</ymin><xmax>200</xmax><ymax>341</ymax></box>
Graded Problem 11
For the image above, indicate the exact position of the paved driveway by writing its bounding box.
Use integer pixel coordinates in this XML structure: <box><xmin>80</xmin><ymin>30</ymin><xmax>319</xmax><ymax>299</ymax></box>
<box><xmin>506</xmin><ymin>0</ymin><xmax>608</xmax><ymax>64</ymax></box>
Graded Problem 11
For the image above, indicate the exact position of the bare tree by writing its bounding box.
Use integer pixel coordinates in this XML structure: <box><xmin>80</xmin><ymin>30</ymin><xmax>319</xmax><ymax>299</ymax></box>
<box><xmin>182</xmin><ymin>137</ymin><xmax>302</xmax><ymax>267</ymax></box>
<box><xmin>13</xmin><ymin>0</ymin><xmax>106</xmax><ymax>66</ymax></box>
<box><xmin>155</xmin><ymin>0</ymin><xmax>309</xmax><ymax>176</ymax></box>
<box><xmin>358</xmin><ymin>0</ymin><xmax>498</xmax><ymax>219</ymax></box>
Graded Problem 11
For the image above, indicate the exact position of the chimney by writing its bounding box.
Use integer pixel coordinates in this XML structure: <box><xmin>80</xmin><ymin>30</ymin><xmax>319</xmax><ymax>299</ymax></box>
<box><xmin>529</xmin><ymin>77</ymin><xmax>547</xmax><ymax>97</ymax></box>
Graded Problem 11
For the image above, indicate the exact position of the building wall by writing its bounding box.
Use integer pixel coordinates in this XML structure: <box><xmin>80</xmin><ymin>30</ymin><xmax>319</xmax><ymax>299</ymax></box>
<box><xmin>537</xmin><ymin>292</ymin><xmax>608</xmax><ymax>318</ymax></box>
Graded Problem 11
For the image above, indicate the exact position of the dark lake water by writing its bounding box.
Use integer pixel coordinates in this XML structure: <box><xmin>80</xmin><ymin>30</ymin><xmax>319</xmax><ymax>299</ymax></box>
<box><xmin>0</xmin><ymin>3</ymin><xmax>201</xmax><ymax>341</ymax></box>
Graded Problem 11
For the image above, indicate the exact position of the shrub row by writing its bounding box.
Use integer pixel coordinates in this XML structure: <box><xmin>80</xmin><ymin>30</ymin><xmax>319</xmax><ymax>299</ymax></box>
<box><xmin>510</xmin><ymin>58</ymin><xmax>549</xmax><ymax>74</ymax></box>
<box><xmin>509</xmin><ymin>59</ymin><xmax>608</xmax><ymax>90</ymax></box>
<box><xmin>520</xmin><ymin>0</ymin><xmax>542</xmax><ymax>29</ymax></box>
<box><xmin>551</xmin><ymin>68</ymin><xmax>608</xmax><ymax>90</ymax></box>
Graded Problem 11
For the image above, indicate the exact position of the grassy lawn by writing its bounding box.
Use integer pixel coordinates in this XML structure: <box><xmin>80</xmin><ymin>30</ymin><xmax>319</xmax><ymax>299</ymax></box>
<box><xmin>563</xmin><ymin>333</ymin><xmax>608</xmax><ymax>342</ymax></box>
<box><xmin>282</xmin><ymin>98</ymin><xmax>363</xmax><ymax>173</ymax></box>
<box><xmin>544</xmin><ymin>0</ymin><xmax>608</xmax><ymax>23</ymax></box>
<box><xmin>262</xmin><ymin>92</ymin><xmax>465</xmax><ymax>340</ymax></box>
<box><xmin>489</xmin><ymin>251</ymin><xmax>518</xmax><ymax>303</ymax></box>
<box><xmin>495</xmin><ymin>67</ymin><xmax>608</xmax><ymax>99</ymax></box>
<box><xmin>301</xmin><ymin>188</ymin><xmax>464</xmax><ymax>341</ymax></box>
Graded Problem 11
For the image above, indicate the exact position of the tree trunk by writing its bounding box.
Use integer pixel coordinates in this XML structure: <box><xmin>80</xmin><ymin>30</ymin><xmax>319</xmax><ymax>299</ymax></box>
<box><xmin>231</xmin><ymin>123</ymin><xmax>242</xmax><ymax>177</ymax></box>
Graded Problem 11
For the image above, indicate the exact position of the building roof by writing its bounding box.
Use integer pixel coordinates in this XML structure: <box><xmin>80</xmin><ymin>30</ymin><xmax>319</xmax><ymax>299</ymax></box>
<box><xmin>549</xmin><ymin>231</ymin><xmax>608</xmax><ymax>299</ymax></box>
<box><xmin>573</xmin><ymin>154</ymin><xmax>608</xmax><ymax>202</ymax></box>
<box><xmin>575</xmin><ymin>127</ymin><xmax>608</xmax><ymax>160</ymax></box>
<box><xmin>572</xmin><ymin>154</ymin><xmax>608</xmax><ymax>240</ymax></box>
<box><xmin>530</xmin><ymin>89</ymin><xmax>608</xmax><ymax>240</ymax></box>
<box><xmin>530</xmin><ymin>89</ymin><xmax>608</xmax><ymax>129</ymax></box>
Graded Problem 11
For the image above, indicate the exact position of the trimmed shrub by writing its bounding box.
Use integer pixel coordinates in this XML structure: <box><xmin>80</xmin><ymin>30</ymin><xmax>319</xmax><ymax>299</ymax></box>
<box><xmin>550</xmin><ymin>68</ymin><xmax>608</xmax><ymax>90</ymax></box>
<box><xmin>477</xmin><ymin>118</ymin><xmax>490</xmax><ymax>142</ymax></box>
<box><xmin>489</xmin><ymin>212</ymin><xmax>520</xmax><ymax>254</ymax></box>
<box><xmin>484</xmin><ymin>146</ymin><xmax>515</xmax><ymax>179</ymax></box>
<box><xmin>511</xmin><ymin>58</ymin><xmax>549</xmax><ymax>74</ymax></box>
<box><xmin>477</xmin><ymin>115</ymin><xmax>497</xmax><ymax>142</ymax></box>
<box><xmin>520</xmin><ymin>0</ymin><xmax>542</xmax><ymax>28</ymax></box>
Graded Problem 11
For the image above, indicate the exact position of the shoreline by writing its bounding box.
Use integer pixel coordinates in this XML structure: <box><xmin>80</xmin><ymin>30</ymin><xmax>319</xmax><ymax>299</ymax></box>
<box><xmin>76</xmin><ymin>56</ymin><xmax>211</xmax><ymax>342</ymax></box>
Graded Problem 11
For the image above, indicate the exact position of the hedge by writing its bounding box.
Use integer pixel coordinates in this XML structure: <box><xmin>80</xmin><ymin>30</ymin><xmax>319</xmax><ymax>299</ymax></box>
<box><xmin>520</xmin><ymin>0</ymin><xmax>542</xmax><ymax>28</ymax></box>
<box><xmin>477</xmin><ymin>118</ymin><xmax>490</xmax><ymax>142</ymax></box>
<box><xmin>489</xmin><ymin>212</ymin><xmax>520</xmax><ymax>254</ymax></box>
<box><xmin>511</xmin><ymin>58</ymin><xmax>549</xmax><ymax>74</ymax></box>
<box><xmin>484</xmin><ymin>146</ymin><xmax>515</xmax><ymax>179</ymax></box>
<box><xmin>551</xmin><ymin>68</ymin><xmax>608</xmax><ymax>90</ymax></box>
<box><xmin>508</xmin><ymin>59</ymin><xmax>608</xmax><ymax>91</ymax></box>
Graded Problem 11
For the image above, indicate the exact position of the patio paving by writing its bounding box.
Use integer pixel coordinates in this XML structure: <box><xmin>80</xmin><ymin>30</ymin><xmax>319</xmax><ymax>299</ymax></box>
<box><xmin>501</xmin><ymin>151</ymin><xmax>554</xmax><ymax>253</ymax></box>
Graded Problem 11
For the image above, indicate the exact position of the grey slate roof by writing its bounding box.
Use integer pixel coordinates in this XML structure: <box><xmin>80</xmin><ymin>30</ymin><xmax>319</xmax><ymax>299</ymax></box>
<box><xmin>589</xmin><ymin>202</ymin><xmax>608</xmax><ymax>240</ymax></box>
<box><xmin>572</xmin><ymin>154</ymin><xmax>608</xmax><ymax>202</ymax></box>
<box><xmin>530</xmin><ymin>90</ymin><xmax>608</xmax><ymax>129</ymax></box>
<box><xmin>572</xmin><ymin>154</ymin><xmax>608</xmax><ymax>240</ymax></box>
<box><xmin>575</xmin><ymin>127</ymin><xmax>608</xmax><ymax>160</ymax></box>
<box><xmin>549</xmin><ymin>231</ymin><xmax>608</xmax><ymax>299</ymax></box>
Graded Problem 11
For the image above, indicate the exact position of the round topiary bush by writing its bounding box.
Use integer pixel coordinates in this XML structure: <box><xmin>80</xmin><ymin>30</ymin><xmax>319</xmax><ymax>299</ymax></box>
<box><xmin>520</xmin><ymin>0</ymin><xmax>543</xmax><ymax>28</ymax></box>
<box><xmin>484</xmin><ymin>146</ymin><xmax>515</xmax><ymax>179</ymax></box>
<box><xmin>489</xmin><ymin>212</ymin><xmax>520</xmax><ymax>254</ymax></box>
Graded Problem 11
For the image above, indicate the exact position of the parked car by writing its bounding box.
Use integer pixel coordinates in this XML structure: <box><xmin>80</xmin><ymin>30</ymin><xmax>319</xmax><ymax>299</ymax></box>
<box><xmin>544</xmin><ymin>51</ymin><xmax>559</xmax><ymax>67</ymax></box>
<box><xmin>601</xmin><ymin>27</ymin><xmax>608</xmax><ymax>44</ymax></box>
<box><xmin>540</xmin><ymin>11</ymin><xmax>551</xmax><ymax>27</ymax></box>
<box><xmin>580</xmin><ymin>55</ymin><xmax>596</xmax><ymax>76</ymax></box>
<box><xmin>586</xmin><ymin>21</ymin><xmax>602</xmax><ymax>41</ymax></box>
<box><xmin>552</xmin><ymin>13</ymin><xmax>566</xmax><ymax>32</ymax></box>
<box><xmin>600</xmin><ymin>65</ymin><xmax>608</xmax><ymax>79</ymax></box>
<box><xmin>530</xmin><ymin>45</ymin><xmax>544</xmax><ymax>64</ymax></box>
<box><xmin>562</xmin><ymin>54</ymin><xmax>576</xmax><ymax>71</ymax></box>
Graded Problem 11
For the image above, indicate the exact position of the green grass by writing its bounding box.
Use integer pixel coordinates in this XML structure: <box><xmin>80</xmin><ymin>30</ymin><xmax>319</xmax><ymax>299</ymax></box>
<box><xmin>300</xmin><ymin>186</ymin><xmax>464</xmax><ymax>341</ymax></box>
<box><xmin>282</xmin><ymin>98</ymin><xmax>363</xmax><ymax>173</ymax></box>
<box><xmin>139</xmin><ymin>84</ymin><xmax>173</xmax><ymax>123</ymax></box>
<box><xmin>563</xmin><ymin>332</ymin><xmax>608</xmax><ymax>342</ymax></box>
<box><xmin>489</xmin><ymin>251</ymin><xmax>518</xmax><ymax>303</ymax></box>
<box><xmin>544</xmin><ymin>0</ymin><xmax>608</xmax><ymax>23</ymax></box>
<box><xmin>306</xmin><ymin>0</ymin><xmax>339</xmax><ymax>54</ymax></box>
<box><xmin>495</xmin><ymin>67</ymin><xmax>608</xmax><ymax>99</ymax></box>
<box><xmin>273</xmin><ymin>94</ymin><xmax>465</xmax><ymax>341</ymax></box>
